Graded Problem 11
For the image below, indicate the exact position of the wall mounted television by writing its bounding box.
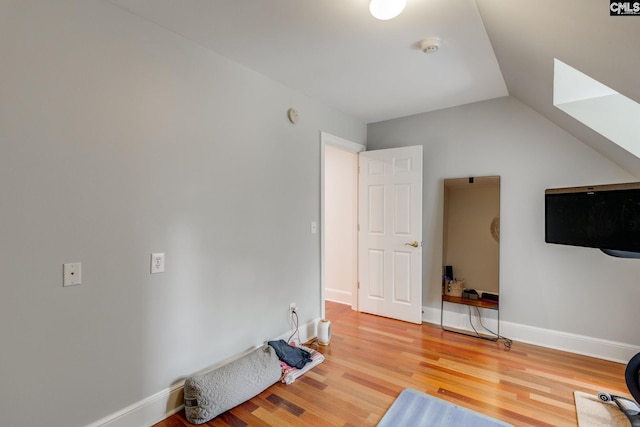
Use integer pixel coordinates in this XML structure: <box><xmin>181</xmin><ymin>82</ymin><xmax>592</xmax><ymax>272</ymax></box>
<box><xmin>545</xmin><ymin>182</ymin><xmax>640</xmax><ymax>257</ymax></box>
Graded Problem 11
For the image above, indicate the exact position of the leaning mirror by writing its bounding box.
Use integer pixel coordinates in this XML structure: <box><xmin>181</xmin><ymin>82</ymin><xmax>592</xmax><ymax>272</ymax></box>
<box><xmin>441</xmin><ymin>176</ymin><xmax>501</xmax><ymax>340</ymax></box>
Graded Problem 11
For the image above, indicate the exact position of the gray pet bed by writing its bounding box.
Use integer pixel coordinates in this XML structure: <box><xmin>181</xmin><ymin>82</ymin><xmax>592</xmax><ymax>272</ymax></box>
<box><xmin>183</xmin><ymin>345</ymin><xmax>281</xmax><ymax>424</ymax></box>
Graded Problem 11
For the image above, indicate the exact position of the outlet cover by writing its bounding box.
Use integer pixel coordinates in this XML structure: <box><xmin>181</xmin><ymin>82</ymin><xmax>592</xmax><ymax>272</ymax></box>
<box><xmin>151</xmin><ymin>253</ymin><xmax>165</xmax><ymax>274</ymax></box>
<box><xmin>63</xmin><ymin>262</ymin><xmax>82</xmax><ymax>287</ymax></box>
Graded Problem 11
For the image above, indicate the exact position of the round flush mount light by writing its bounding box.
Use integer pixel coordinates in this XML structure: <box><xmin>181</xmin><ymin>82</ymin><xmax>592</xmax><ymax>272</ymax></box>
<box><xmin>369</xmin><ymin>0</ymin><xmax>407</xmax><ymax>20</ymax></box>
<box><xmin>420</xmin><ymin>37</ymin><xmax>441</xmax><ymax>53</ymax></box>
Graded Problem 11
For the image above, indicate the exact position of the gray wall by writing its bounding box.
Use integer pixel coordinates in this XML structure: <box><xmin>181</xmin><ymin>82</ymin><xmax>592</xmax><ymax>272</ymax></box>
<box><xmin>367</xmin><ymin>96</ymin><xmax>640</xmax><ymax>346</ymax></box>
<box><xmin>0</xmin><ymin>2</ymin><xmax>365</xmax><ymax>426</ymax></box>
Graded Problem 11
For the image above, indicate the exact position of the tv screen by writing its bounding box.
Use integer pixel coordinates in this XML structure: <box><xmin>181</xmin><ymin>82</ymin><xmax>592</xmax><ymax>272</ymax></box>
<box><xmin>545</xmin><ymin>183</ymin><xmax>640</xmax><ymax>253</ymax></box>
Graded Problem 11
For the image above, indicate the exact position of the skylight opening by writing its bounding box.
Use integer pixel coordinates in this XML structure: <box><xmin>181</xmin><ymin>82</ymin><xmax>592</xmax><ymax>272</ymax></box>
<box><xmin>553</xmin><ymin>59</ymin><xmax>640</xmax><ymax>159</ymax></box>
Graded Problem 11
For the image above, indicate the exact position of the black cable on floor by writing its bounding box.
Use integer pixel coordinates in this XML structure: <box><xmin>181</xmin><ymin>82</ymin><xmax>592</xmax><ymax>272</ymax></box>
<box><xmin>467</xmin><ymin>306</ymin><xmax>512</xmax><ymax>348</ymax></box>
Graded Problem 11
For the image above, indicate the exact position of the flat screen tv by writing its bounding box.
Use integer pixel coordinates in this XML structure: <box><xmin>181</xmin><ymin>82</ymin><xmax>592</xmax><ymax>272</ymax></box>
<box><xmin>545</xmin><ymin>182</ymin><xmax>640</xmax><ymax>255</ymax></box>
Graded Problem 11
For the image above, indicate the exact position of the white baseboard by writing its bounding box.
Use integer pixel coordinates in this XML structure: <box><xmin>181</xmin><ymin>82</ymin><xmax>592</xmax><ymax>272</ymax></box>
<box><xmin>86</xmin><ymin>318</ymin><xmax>321</xmax><ymax>427</ymax></box>
<box><xmin>324</xmin><ymin>288</ymin><xmax>352</xmax><ymax>306</ymax></box>
<box><xmin>424</xmin><ymin>305</ymin><xmax>640</xmax><ymax>364</ymax></box>
<box><xmin>85</xmin><ymin>383</ymin><xmax>184</xmax><ymax>427</ymax></box>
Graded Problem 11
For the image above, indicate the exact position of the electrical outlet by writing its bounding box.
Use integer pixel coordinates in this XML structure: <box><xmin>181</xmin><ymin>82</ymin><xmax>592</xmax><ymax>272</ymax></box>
<box><xmin>151</xmin><ymin>253</ymin><xmax>165</xmax><ymax>274</ymax></box>
<box><xmin>289</xmin><ymin>302</ymin><xmax>297</xmax><ymax>316</ymax></box>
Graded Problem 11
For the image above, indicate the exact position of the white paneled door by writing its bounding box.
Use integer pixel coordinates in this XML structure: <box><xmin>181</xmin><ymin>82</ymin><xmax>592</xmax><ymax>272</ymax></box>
<box><xmin>358</xmin><ymin>146</ymin><xmax>423</xmax><ymax>324</ymax></box>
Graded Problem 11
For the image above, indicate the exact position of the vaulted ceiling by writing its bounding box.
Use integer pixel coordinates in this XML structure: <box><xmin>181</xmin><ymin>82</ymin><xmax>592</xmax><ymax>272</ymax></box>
<box><xmin>109</xmin><ymin>0</ymin><xmax>640</xmax><ymax>177</ymax></box>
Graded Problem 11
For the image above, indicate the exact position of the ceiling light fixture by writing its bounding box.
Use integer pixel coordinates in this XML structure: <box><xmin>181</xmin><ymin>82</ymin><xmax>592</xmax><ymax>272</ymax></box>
<box><xmin>369</xmin><ymin>0</ymin><xmax>406</xmax><ymax>20</ymax></box>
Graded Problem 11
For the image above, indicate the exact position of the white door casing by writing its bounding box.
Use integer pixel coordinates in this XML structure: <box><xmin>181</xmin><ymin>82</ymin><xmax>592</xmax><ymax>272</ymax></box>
<box><xmin>358</xmin><ymin>146</ymin><xmax>423</xmax><ymax>324</ymax></box>
<box><xmin>320</xmin><ymin>132</ymin><xmax>365</xmax><ymax>319</ymax></box>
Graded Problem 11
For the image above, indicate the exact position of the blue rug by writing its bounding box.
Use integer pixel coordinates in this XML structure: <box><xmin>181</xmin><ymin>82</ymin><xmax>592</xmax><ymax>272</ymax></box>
<box><xmin>377</xmin><ymin>389</ymin><xmax>512</xmax><ymax>427</ymax></box>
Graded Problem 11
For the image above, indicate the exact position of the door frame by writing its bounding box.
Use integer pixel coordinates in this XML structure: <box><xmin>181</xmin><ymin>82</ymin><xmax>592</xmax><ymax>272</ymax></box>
<box><xmin>320</xmin><ymin>131</ymin><xmax>365</xmax><ymax>320</ymax></box>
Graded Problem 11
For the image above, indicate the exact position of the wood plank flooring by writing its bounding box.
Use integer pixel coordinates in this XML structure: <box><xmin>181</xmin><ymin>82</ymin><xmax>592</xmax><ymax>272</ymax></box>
<box><xmin>153</xmin><ymin>301</ymin><xmax>630</xmax><ymax>426</ymax></box>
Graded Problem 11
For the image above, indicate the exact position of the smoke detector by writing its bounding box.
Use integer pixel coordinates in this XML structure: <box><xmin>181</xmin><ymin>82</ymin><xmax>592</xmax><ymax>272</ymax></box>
<box><xmin>420</xmin><ymin>37</ymin><xmax>441</xmax><ymax>54</ymax></box>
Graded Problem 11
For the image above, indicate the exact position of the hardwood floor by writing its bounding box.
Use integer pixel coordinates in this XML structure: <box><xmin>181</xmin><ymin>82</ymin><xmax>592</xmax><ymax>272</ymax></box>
<box><xmin>153</xmin><ymin>301</ymin><xmax>630</xmax><ymax>426</ymax></box>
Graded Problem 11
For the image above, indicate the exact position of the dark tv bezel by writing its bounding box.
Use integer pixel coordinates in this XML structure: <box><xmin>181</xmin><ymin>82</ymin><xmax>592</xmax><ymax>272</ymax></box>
<box><xmin>544</xmin><ymin>182</ymin><xmax>640</xmax><ymax>256</ymax></box>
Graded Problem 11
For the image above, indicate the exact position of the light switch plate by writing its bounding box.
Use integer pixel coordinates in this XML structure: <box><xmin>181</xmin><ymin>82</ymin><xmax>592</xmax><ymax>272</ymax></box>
<box><xmin>151</xmin><ymin>253</ymin><xmax>165</xmax><ymax>274</ymax></box>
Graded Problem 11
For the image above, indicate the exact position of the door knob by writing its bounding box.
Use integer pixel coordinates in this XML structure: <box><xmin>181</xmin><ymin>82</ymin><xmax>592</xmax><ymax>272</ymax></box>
<box><xmin>405</xmin><ymin>241</ymin><xmax>419</xmax><ymax>248</ymax></box>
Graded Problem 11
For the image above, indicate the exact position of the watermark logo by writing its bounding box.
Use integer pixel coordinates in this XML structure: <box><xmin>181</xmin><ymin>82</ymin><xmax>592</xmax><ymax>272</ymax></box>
<box><xmin>610</xmin><ymin>1</ymin><xmax>640</xmax><ymax>15</ymax></box>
